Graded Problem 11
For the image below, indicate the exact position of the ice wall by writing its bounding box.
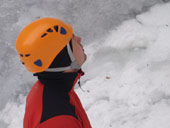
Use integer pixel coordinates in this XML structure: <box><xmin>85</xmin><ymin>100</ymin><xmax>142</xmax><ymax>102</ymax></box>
<box><xmin>0</xmin><ymin>0</ymin><xmax>168</xmax><ymax>110</ymax></box>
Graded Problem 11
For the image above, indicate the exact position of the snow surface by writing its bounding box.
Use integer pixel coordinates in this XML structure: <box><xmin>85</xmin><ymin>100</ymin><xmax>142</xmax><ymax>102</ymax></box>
<box><xmin>76</xmin><ymin>3</ymin><xmax>170</xmax><ymax>128</ymax></box>
<box><xmin>1</xmin><ymin>1</ymin><xmax>170</xmax><ymax>128</ymax></box>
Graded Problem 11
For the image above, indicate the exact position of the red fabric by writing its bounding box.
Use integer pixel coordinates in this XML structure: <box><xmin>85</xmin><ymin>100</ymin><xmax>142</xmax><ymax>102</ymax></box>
<box><xmin>39</xmin><ymin>115</ymin><xmax>82</xmax><ymax>128</ymax></box>
<box><xmin>69</xmin><ymin>91</ymin><xmax>91</xmax><ymax>128</ymax></box>
<box><xmin>24</xmin><ymin>72</ymin><xmax>92</xmax><ymax>128</ymax></box>
<box><xmin>24</xmin><ymin>81</ymin><xmax>43</xmax><ymax>128</ymax></box>
<box><xmin>69</xmin><ymin>71</ymin><xmax>91</xmax><ymax>128</ymax></box>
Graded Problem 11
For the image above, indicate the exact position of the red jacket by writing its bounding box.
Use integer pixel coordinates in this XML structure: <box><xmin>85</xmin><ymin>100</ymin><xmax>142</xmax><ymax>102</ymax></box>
<box><xmin>24</xmin><ymin>71</ymin><xmax>92</xmax><ymax>128</ymax></box>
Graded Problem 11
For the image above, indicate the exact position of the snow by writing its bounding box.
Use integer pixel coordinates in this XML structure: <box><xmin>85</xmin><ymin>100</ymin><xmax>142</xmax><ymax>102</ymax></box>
<box><xmin>76</xmin><ymin>3</ymin><xmax>170</xmax><ymax>128</ymax></box>
<box><xmin>1</xmin><ymin>1</ymin><xmax>170</xmax><ymax>128</ymax></box>
<box><xmin>0</xmin><ymin>95</ymin><xmax>25</xmax><ymax>128</ymax></box>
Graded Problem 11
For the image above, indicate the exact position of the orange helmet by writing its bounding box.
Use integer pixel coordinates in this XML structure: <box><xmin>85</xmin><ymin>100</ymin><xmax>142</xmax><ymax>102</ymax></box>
<box><xmin>16</xmin><ymin>17</ymin><xmax>74</xmax><ymax>73</ymax></box>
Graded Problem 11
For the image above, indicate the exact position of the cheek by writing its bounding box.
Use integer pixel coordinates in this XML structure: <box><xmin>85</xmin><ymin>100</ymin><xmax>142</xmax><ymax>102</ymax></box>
<box><xmin>76</xmin><ymin>36</ymin><xmax>82</xmax><ymax>44</ymax></box>
<box><xmin>73</xmin><ymin>44</ymin><xmax>86</xmax><ymax>66</ymax></box>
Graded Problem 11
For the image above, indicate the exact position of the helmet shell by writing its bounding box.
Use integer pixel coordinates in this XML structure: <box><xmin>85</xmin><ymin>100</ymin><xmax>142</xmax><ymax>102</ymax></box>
<box><xmin>16</xmin><ymin>17</ymin><xmax>73</xmax><ymax>73</ymax></box>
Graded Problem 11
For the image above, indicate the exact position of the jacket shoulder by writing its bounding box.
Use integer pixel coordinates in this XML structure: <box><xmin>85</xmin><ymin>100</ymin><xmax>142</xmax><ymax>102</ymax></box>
<box><xmin>26</xmin><ymin>80</ymin><xmax>44</xmax><ymax>102</ymax></box>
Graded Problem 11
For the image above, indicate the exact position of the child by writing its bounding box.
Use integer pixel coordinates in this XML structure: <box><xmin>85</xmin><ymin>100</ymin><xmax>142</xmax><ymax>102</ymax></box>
<box><xmin>16</xmin><ymin>17</ymin><xmax>92</xmax><ymax>128</ymax></box>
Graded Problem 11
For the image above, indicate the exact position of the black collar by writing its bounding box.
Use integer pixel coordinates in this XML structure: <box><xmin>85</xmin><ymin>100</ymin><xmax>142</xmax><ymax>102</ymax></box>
<box><xmin>34</xmin><ymin>72</ymin><xmax>78</xmax><ymax>93</ymax></box>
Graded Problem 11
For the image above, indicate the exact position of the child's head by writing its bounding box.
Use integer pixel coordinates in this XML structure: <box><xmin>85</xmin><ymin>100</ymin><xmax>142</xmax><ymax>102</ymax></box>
<box><xmin>16</xmin><ymin>17</ymin><xmax>86</xmax><ymax>73</ymax></box>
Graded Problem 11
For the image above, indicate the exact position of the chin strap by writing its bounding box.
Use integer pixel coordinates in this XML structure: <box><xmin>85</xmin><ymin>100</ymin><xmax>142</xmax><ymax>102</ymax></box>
<box><xmin>45</xmin><ymin>43</ymin><xmax>81</xmax><ymax>72</ymax></box>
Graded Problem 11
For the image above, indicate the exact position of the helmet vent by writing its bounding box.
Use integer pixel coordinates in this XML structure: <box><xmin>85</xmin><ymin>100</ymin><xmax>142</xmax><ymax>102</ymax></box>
<box><xmin>54</xmin><ymin>25</ymin><xmax>58</xmax><ymax>32</ymax></box>
<box><xmin>20</xmin><ymin>60</ymin><xmax>25</xmax><ymax>65</ymax></box>
<box><xmin>41</xmin><ymin>33</ymin><xmax>47</xmax><ymax>38</ymax></box>
<box><xmin>20</xmin><ymin>54</ymin><xmax>24</xmax><ymax>57</ymax></box>
<box><xmin>25</xmin><ymin>54</ymin><xmax>31</xmax><ymax>57</ymax></box>
<box><xmin>60</xmin><ymin>27</ymin><xmax>66</xmax><ymax>34</ymax></box>
<box><xmin>47</xmin><ymin>28</ymin><xmax>53</xmax><ymax>32</ymax></box>
<box><xmin>34</xmin><ymin>59</ymin><xmax>42</xmax><ymax>67</ymax></box>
